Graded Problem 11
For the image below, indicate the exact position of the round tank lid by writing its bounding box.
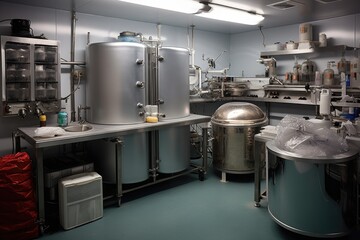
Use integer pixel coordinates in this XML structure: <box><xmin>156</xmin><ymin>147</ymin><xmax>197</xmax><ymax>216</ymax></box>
<box><xmin>211</xmin><ymin>102</ymin><xmax>267</xmax><ymax>126</ymax></box>
<box><xmin>119</xmin><ymin>31</ymin><xmax>138</xmax><ymax>37</ymax></box>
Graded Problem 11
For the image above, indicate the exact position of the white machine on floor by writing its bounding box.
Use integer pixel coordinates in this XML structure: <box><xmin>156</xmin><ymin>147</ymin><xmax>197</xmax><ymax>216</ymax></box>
<box><xmin>58</xmin><ymin>172</ymin><xmax>103</xmax><ymax>230</ymax></box>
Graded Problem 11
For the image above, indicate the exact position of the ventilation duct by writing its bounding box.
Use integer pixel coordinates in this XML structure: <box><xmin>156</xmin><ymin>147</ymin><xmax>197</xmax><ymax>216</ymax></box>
<box><xmin>267</xmin><ymin>0</ymin><xmax>300</xmax><ymax>10</ymax></box>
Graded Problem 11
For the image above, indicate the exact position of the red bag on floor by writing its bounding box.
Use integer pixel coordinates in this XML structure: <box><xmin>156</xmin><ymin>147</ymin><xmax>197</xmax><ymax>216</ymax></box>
<box><xmin>0</xmin><ymin>152</ymin><xmax>39</xmax><ymax>240</ymax></box>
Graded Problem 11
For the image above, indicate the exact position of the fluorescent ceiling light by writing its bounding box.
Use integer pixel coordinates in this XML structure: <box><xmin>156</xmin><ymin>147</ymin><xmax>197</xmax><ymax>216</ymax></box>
<box><xmin>196</xmin><ymin>4</ymin><xmax>264</xmax><ymax>25</ymax></box>
<box><xmin>118</xmin><ymin>0</ymin><xmax>203</xmax><ymax>14</ymax></box>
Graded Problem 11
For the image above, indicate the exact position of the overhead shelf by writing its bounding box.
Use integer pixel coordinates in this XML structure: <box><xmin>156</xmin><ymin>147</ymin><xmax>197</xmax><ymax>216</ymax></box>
<box><xmin>260</xmin><ymin>45</ymin><xmax>356</xmax><ymax>57</ymax></box>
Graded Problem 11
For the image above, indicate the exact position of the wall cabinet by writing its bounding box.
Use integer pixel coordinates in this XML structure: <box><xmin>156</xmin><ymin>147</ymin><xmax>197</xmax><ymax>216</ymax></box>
<box><xmin>1</xmin><ymin>36</ymin><xmax>61</xmax><ymax>117</ymax></box>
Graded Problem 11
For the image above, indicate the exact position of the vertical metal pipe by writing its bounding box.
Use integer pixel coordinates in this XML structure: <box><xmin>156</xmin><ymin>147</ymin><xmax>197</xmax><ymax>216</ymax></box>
<box><xmin>114</xmin><ymin>138</ymin><xmax>123</xmax><ymax>205</ymax></box>
<box><xmin>87</xmin><ymin>32</ymin><xmax>90</xmax><ymax>45</ymax></box>
<box><xmin>70</xmin><ymin>11</ymin><xmax>77</xmax><ymax>122</ymax></box>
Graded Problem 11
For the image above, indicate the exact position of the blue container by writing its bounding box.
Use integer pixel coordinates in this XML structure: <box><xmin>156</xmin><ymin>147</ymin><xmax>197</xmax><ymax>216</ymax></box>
<box><xmin>58</xmin><ymin>111</ymin><xmax>68</xmax><ymax>127</ymax></box>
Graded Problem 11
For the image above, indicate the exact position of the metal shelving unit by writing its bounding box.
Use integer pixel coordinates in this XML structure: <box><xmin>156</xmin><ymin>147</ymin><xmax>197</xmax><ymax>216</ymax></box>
<box><xmin>0</xmin><ymin>35</ymin><xmax>61</xmax><ymax>117</ymax></box>
<box><xmin>260</xmin><ymin>45</ymin><xmax>356</xmax><ymax>58</ymax></box>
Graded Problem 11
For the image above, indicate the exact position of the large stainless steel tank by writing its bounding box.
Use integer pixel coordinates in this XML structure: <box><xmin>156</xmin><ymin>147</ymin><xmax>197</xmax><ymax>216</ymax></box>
<box><xmin>156</xmin><ymin>47</ymin><xmax>190</xmax><ymax>174</ymax></box>
<box><xmin>158</xmin><ymin>126</ymin><xmax>190</xmax><ymax>174</ymax></box>
<box><xmin>211</xmin><ymin>102</ymin><xmax>268</xmax><ymax>174</ymax></box>
<box><xmin>158</xmin><ymin>47</ymin><xmax>189</xmax><ymax>119</ymax></box>
<box><xmin>87</xmin><ymin>133</ymin><xmax>149</xmax><ymax>184</ymax></box>
<box><xmin>267</xmin><ymin>141</ymin><xmax>358</xmax><ymax>238</ymax></box>
<box><xmin>86</xmin><ymin>42</ymin><xmax>146</xmax><ymax>124</ymax></box>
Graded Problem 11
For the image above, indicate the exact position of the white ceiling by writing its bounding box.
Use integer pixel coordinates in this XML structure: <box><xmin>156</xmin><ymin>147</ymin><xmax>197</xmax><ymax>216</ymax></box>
<box><xmin>1</xmin><ymin>0</ymin><xmax>360</xmax><ymax>33</ymax></box>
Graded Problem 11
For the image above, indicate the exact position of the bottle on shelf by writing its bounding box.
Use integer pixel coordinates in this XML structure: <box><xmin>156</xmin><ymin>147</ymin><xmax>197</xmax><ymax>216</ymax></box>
<box><xmin>315</xmin><ymin>71</ymin><xmax>322</xmax><ymax>86</ymax></box>
<box><xmin>337</xmin><ymin>56</ymin><xmax>350</xmax><ymax>74</ymax></box>
<box><xmin>323</xmin><ymin>61</ymin><xmax>335</xmax><ymax>86</ymax></box>
<box><xmin>292</xmin><ymin>56</ymin><xmax>301</xmax><ymax>84</ymax></box>
<box><xmin>350</xmin><ymin>55</ymin><xmax>359</xmax><ymax>83</ymax></box>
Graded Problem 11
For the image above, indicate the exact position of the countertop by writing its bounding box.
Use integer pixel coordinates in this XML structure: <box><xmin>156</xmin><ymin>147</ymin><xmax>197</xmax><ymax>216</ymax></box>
<box><xmin>17</xmin><ymin>114</ymin><xmax>211</xmax><ymax>148</ymax></box>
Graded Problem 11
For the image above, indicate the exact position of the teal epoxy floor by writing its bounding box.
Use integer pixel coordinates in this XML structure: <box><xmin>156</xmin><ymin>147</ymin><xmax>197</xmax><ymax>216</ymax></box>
<box><xmin>40</xmin><ymin>170</ymin><xmax>360</xmax><ymax>240</ymax></box>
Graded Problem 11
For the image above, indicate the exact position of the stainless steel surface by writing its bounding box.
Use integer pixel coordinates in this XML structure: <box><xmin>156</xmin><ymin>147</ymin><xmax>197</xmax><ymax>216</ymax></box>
<box><xmin>64</xmin><ymin>124</ymin><xmax>93</xmax><ymax>132</ymax></box>
<box><xmin>86</xmin><ymin>41</ymin><xmax>147</xmax><ymax>124</ymax></box>
<box><xmin>211</xmin><ymin>102</ymin><xmax>267</xmax><ymax>126</ymax></box>
<box><xmin>88</xmin><ymin>133</ymin><xmax>149</xmax><ymax>184</ymax></box>
<box><xmin>267</xmin><ymin>140</ymin><xmax>358</xmax><ymax>164</ymax></box>
<box><xmin>17</xmin><ymin>114</ymin><xmax>210</xmax><ymax>148</ymax></box>
<box><xmin>260</xmin><ymin>45</ymin><xmax>353</xmax><ymax>58</ymax></box>
<box><xmin>158</xmin><ymin>47</ymin><xmax>190</xmax><ymax>120</ymax></box>
<box><xmin>158</xmin><ymin>126</ymin><xmax>190</xmax><ymax>174</ymax></box>
<box><xmin>267</xmin><ymin>140</ymin><xmax>358</xmax><ymax>238</ymax></box>
<box><xmin>211</xmin><ymin>102</ymin><xmax>268</xmax><ymax>174</ymax></box>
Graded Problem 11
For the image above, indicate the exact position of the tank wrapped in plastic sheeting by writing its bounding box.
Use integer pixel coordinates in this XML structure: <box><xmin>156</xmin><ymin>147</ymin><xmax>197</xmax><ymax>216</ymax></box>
<box><xmin>0</xmin><ymin>152</ymin><xmax>39</xmax><ymax>240</ymax></box>
<box><xmin>274</xmin><ymin>115</ymin><xmax>348</xmax><ymax>157</ymax></box>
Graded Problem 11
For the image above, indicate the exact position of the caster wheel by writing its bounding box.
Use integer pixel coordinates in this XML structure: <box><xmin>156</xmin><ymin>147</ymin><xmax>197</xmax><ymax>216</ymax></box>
<box><xmin>117</xmin><ymin>199</ymin><xmax>122</xmax><ymax>207</ymax></box>
<box><xmin>254</xmin><ymin>202</ymin><xmax>261</xmax><ymax>207</ymax></box>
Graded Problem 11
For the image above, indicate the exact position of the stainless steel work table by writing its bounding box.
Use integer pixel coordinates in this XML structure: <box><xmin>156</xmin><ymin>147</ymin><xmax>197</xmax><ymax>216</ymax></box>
<box><xmin>15</xmin><ymin>114</ymin><xmax>211</xmax><ymax>231</ymax></box>
<box><xmin>254</xmin><ymin>133</ymin><xmax>275</xmax><ymax>207</ymax></box>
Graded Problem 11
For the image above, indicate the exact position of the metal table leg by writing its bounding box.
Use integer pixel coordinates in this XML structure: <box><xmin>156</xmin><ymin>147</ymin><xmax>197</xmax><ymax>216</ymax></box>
<box><xmin>254</xmin><ymin>138</ymin><xmax>261</xmax><ymax>207</ymax></box>
<box><xmin>35</xmin><ymin>148</ymin><xmax>46</xmax><ymax>231</ymax></box>
<box><xmin>114</xmin><ymin>138</ymin><xmax>123</xmax><ymax>207</ymax></box>
<box><xmin>15</xmin><ymin>134</ymin><xmax>46</xmax><ymax>231</ymax></box>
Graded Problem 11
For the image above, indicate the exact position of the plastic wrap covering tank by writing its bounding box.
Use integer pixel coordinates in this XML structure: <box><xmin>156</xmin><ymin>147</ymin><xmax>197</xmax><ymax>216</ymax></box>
<box><xmin>211</xmin><ymin>102</ymin><xmax>268</xmax><ymax>174</ymax></box>
<box><xmin>267</xmin><ymin>141</ymin><xmax>358</xmax><ymax>238</ymax></box>
<box><xmin>87</xmin><ymin>133</ymin><xmax>149</xmax><ymax>184</ymax></box>
<box><xmin>158</xmin><ymin>47</ymin><xmax>189</xmax><ymax>119</ymax></box>
<box><xmin>158</xmin><ymin>126</ymin><xmax>190</xmax><ymax>174</ymax></box>
<box><xmin>86</xmin><ymin>42</ymin><xmax>146</xmax><ymax>124</ymax></box>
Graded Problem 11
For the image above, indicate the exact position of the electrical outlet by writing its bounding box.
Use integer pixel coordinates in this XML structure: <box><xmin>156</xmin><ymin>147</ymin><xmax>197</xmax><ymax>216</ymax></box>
<box><xmin>73</xmin><ymin>69</ymin><xmax>86</xmax><ymax>80</ymax></box>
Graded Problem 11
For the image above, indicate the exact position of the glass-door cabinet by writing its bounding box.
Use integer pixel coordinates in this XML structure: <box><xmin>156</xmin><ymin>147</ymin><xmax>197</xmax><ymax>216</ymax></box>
<box><xmin>1</xmin><ymin>36</ymin><xmax>61</xmax><ymax>117</ymax></box>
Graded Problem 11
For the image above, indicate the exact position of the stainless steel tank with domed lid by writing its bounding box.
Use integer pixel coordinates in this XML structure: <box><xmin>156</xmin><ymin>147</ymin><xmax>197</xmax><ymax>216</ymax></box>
<box><xmin>211</xmin><ymin>102</ymin><xmax>268</xmax><ymax>174</ymax></box>
<box><xmin>85</xmin><ymin>41</ymin><xmax>149</xmax><ymax>184</ymax></box>
<box><xmin>156</xmin><ymin>47</ymin><xmax>190</xmax><ymax>173</ymax></box>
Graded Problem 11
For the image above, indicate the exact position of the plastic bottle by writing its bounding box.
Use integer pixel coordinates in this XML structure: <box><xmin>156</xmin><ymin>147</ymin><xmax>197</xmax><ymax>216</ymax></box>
<box><xmin>314</xmin><ymin>71</ymin><xmax>322</xmax><ymax>86</ymax></box>
<box><xmin>39</xmin><ymin>114</ymin><xmax>46</xmax><ymax>127</ymax></box>
<box><xmin>58</xmin><ymin>111</ymin><xmax>68</xmax><ymax>127</ymax></box>
<box><xmin>350</xmin><ymin>56</ymin><xmax>359</xmax><ymax>82</ymax></box>
<box><xmin>292</xmin><ymin>57</ymin><xmax>300</xmax><ymax>84</ymax></box>
<box><xmin>346</xmin><ymin>74</ymin><xmax>351</xmax><ymax>88</ymax></box>
<box><xmin>323</xmin><ymin>61</ymin><xmax>335</xmax><ymax>86</ymax></box>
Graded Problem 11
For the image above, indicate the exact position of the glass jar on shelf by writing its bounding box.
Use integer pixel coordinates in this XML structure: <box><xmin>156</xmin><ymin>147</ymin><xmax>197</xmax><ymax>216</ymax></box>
<box><xmin>46</xmin><ymin>83</ymin><xmax>57</xmax><ymax>99</ymax></box>
<box><xmin>36</xmin><ymin>83</ymin><xmax>46</xmax><ymax>100</ymax></box>
<box><xmin>35</xmin><ymin>65</ymin><xmax>46</xmax><ymax>82</ymax></box>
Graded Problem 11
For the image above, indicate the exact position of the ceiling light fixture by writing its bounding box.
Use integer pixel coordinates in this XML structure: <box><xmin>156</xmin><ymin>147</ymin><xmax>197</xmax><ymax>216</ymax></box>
<box><xmin>118</xmin><ymin>0</ymin><xmax>264</xmax><ymax>26</ymax></box>
<box><xmin>195</xmin><ymin>3</ymin><xmax>265</xmax><ymax>25</ymax></box>
<box><xmin>118</xmin><ymin>0</ymin><xmax>203</xmax><ymax>14</ymax></box>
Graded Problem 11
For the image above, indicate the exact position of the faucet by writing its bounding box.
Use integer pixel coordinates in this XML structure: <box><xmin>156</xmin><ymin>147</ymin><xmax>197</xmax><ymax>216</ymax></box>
<box><xmin>269</xmin><ymin>76</ymin><xmax>283</xmax><ymax>85</ymax></box>
<box><xmin>77</xmin><ymin>105</ymin><xmax>90</xmax><ymax>124</ymax></box>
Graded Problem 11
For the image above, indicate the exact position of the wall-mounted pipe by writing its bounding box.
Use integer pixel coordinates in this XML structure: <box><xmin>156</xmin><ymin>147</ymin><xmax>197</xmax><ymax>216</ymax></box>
<box><xmin>61</xmin><ymin>61</ymin><xmax>85</xmax><ymax>65</ymax></box>
<box><xmin>70</xmin><ymin>11</ymin><xmax>77</xmax><ymax>122</ymax></box>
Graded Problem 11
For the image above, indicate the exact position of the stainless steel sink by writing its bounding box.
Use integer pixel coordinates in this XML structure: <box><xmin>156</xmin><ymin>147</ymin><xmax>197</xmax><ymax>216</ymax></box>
<box><xmin>64</xmin><ymin>124</ymin><xmax>93</xmax><ymax>132</ymax></box>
